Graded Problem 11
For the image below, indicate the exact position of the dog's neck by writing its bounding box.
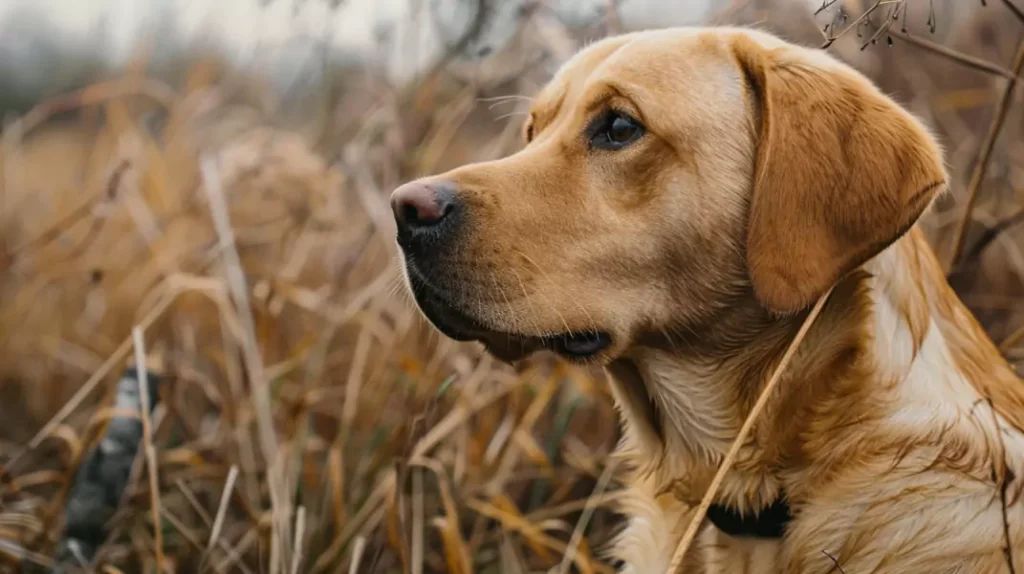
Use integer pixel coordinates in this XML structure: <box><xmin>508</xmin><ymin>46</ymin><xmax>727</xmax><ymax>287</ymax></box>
<box><xmin>606</xmin><ymin>228</ymin><xmax>1024</xmax><ymax>514</ymax></box>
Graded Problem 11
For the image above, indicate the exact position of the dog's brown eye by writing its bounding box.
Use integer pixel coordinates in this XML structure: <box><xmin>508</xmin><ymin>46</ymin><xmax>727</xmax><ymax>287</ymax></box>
<box><xmin>589</xmin><ymin>111</ymin><xmax>644</xmax><ymax>150</ymax></box>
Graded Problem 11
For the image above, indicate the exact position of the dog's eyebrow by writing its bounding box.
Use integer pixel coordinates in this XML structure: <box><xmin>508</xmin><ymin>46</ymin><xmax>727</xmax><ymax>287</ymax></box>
<box><xmin>581</xmin><ymin>91</ymin><xmax>617</xmax><ymax>116</ymax></box>
<box><xmin>529</xmin><ymin>89</ymin><xmax>567</xmax><ymax>140</ymax></box>
<box><xmin>580</xmin><ymin>81</ymin><xmax>647</xmax><ymax>128</ymax></box>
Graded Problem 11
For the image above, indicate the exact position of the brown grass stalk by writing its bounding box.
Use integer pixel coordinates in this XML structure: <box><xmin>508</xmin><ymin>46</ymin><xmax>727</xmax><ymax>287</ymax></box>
<box><xmin>199</xmin><ymin>155</ymin><xmax>291</xmax><ymax>573</ymax></box>
<box><xmin>132</xmin><ymin>328</ymin><xmax>165</xmax><ymax>572</ymax></box>
<box><xmin>558</xmin><ymin>459</ymin><xmax>619</xmax><ymax>574</ymax></box>
<box><xmin>668</xmin><ymin>288</ymin><xmax>834</xmax><ymax>572</ymax></box>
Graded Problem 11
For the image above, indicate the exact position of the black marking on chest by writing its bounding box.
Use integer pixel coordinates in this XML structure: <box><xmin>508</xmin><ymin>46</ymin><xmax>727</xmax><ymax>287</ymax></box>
<box><xmin>706</xmin><ymin>495</ymin><xmax>792</xmax><ymax>539</ymax></box>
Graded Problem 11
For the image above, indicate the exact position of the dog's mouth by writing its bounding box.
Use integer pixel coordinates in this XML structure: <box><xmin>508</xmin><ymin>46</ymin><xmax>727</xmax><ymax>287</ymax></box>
<box><xmin>405</xmin><ymin>265</ymin><xmax>611</xmax><ymax>363</ymax></box>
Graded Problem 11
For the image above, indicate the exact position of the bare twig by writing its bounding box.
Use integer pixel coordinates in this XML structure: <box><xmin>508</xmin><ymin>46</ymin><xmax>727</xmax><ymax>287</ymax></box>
<box><xmin>948</xmin><ymin>39</ymin><xmax>1024</xmax><ymax>269</ymax></box>
<box><xmin>1001</xmin><ymin>325</ymin><xmax>1024</xmax><ymax>354</ymax></box>
<box><xmin>965</xmin><ymin>208</ymin><xmax>1024</xmax><ymax>265</ymax></box>
<box><xmin>1004</xmin><ymin>0</ymin><xmax>1024</xmax><ymax>25</ymax></box>
<box><xmin>669</xmin><ymin>289</ymin><xmax>834</xmax><ymax>572</ymax></box>
<box><xmin>891</xmin><ymin>31</ymin><xmax>1016</xmax><ymax>80</ymax></box>
<box><xmin>820</xmin><ymin>0</ymin><xmax>902</xmax><ymax>49</ymax></box>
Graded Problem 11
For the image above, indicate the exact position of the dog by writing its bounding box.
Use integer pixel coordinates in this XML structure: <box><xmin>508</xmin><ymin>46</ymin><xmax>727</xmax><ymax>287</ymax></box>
<box><xmin>390</xmin><ymin>27</ymin><xmax>1024</xmax><ymax>573</ymax></box>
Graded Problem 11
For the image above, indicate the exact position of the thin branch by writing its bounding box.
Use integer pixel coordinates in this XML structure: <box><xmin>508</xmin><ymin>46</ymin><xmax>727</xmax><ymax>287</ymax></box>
<box><xmin>964</xmin><ymin>207</ymin><xmax>1024</xmax><ymax>265</ymax></box>
<box><xmin>814</xmin><ymin>0</ymin><xmax>844</xmax><ymax>16</ymax></box>
<box><xmin>668</xmin><ymin>288</ymin><xmax>834</xmax><ymax>572</ymax></box>
<box><xmin>1004</xmin><ymin>0</ymin><xmax>1024</xmax><ymax>26</ymax></box>
<box><xmin>1001</xmin><ymin>325</ymin><xmax>1024</xmax><ymax>353</ymax></box>
<box><xmin>891</xmin><ymin>31</ymin><xmax>1016</xmax><ymax>80</ymax></box>
<box><xmin>947</xmin><ymin>39</ymin><xmax>1024</xmax><ymax>270</ymax></box>
<box><xmin>858</xmin><ymin>2</ymin><xmax>902</xmax><ymax>51</ymax></box>
<box><xmin>820</xmin><ymin>0</ymin><xmax>902</xmax><ymax>49</ymax></box>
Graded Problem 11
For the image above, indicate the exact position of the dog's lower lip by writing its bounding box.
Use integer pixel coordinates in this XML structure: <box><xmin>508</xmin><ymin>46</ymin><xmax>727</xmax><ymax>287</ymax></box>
<box><xmin>413</xmin><ymin>294</ymin><xmax>612</xmax><ymax>361</ymax></box>
<box><xmin>403</xmin><ymin>263</ymin><xmax>611</xmax><ymax>361</ymax></box>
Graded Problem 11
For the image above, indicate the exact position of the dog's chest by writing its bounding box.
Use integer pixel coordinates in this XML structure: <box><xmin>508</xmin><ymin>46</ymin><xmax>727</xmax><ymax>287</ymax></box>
<box><xmin>615</xmin><ymin>471</ymin><xmax>785</xmax><ymax>574</ymax></box>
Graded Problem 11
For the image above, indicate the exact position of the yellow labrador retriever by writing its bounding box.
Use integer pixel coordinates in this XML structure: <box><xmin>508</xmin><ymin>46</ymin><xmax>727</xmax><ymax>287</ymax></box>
<box><xmin>390</xmin><ymin>27</ymin><xmax>1024</xmax><ymax>573</ymax></box>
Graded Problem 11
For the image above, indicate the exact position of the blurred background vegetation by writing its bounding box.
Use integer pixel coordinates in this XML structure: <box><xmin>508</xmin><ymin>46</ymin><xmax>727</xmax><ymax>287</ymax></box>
<box><xmin>1</xmin><ymin>0</ymin><xmax>1023</xmax><ymax>572</ymax></box>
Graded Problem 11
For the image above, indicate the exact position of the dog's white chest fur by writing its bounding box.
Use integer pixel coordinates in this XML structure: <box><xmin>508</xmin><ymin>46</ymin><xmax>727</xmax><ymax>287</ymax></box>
<box><xmin>608</xmin><ymin>243</ymin><xmax>1024</xmax><ymax>573</ymax></box>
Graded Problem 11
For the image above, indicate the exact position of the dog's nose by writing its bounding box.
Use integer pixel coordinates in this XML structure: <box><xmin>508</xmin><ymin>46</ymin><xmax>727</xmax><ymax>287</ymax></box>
<box><xmin>390</xmin><ymin>181</ymin><xmax>456</xmax><ymax>230</ymax></box>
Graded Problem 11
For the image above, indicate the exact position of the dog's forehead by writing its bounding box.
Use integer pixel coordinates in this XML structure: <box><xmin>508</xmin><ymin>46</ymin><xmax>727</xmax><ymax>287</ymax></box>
<box><xmin>531</xmin><ymin>28</ymin><xmax>741</xmax><ymax>122</ymax></box>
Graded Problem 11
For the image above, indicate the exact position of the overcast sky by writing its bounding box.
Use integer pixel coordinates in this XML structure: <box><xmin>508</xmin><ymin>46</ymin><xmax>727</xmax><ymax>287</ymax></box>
<box><xmin>0</xmin><ymin>0</ymin><xmax>729</xmax><ymax>97</ymax></box>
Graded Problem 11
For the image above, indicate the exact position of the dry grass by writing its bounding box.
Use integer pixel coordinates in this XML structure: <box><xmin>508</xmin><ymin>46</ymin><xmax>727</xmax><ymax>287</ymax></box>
<box><xmin>1</xmin><ymin>1</ymin><xmax>1024</xmax><ymax>573</ymax></box>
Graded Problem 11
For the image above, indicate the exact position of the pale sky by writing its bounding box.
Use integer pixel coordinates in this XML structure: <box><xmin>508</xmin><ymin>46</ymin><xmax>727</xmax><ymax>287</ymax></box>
<box><xmin>0</xmin><ymin>0</ymin><xmax>727</xmax><ymax>79</ymax></box>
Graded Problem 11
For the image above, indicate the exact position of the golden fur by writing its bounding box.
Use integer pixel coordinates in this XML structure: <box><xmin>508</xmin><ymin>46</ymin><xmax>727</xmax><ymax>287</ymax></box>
<box><xmin>395</xmin><ymin>27</ymin><xmax>1024</xmax><ymax>572</ymax></box>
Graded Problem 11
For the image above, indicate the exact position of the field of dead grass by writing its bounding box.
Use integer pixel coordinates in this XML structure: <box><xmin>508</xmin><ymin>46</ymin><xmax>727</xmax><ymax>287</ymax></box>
<box><xmin>2</xmin><ymin>1</ymin><xmax>1024</xmax><ymax>573</ymax></box>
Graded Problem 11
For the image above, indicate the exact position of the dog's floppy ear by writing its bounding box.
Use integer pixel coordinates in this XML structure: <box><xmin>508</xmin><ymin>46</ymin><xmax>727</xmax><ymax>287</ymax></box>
<box><xmin>732</xmin><ymin>34</ymin><xmax>946</xmax><ymax>314</ymax></box>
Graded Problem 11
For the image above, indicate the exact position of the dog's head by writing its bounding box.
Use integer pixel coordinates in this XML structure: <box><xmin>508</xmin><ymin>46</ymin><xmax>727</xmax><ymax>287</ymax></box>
<box><xmin>391</xmin><ymin>27</ymin><xmax>946</xmax><ymax>365</ymax></box>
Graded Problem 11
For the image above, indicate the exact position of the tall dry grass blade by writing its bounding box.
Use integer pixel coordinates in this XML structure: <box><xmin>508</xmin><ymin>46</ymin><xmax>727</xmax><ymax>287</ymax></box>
<box><xmin>341</xmin><ymin>328</ymin><xmax>372</xmax><ymax>443</ymax></box>
<box><xmin>205</xmin><ymin>465</ymin><xmax>240</xmax><ymax>560</ymax></box>
<box><xmin>175</xmin><ymin>479</ymin><xmax>214</xmax><ymax>527</ymax></box>
<box><xmin>412</xmin><ymin>458</ymin><xmax>472</xmax><ymax>574</ymax></box>
<box><xmin>410</xmin><ymin>376</ymin><xmax>520</xmax><ymax>460</ymax></box>
<box><xmin>290</xmin><ymin>506</ymin><xmax>307</xmax><ymax>574</ymax></box>
<box><xmin>212</xmin><ymin>528</ymin><xmax>259</xmax><ymax>574</ymax></box>
<box><xmin>558</xmin><ymin>460</ymin><xmax>619</xmax><ymax>574</ymax></box>
<box><xmin>312</xmin><ymin>471</ymin><xmax>395</xmax><ymax>573</ymax></box>
<box><xmin>668</xmin><ymin>288</ymin><xmax>834</xmax><ymax>573</ymax></box>
<box><xmin>499</xmin><ymin>533</ymin><xmax>528</xmax><ymax>574</ymax></box>
<box><xmin>348</xmin><ymin>536</ymin><xmax>368</xmax><ymax>574</ymax></box>
<box><xmin>199</xmin><ymin>156</ymin><xmax>290</xmax><ymax>573</ymax></box>
<box><xmin>466</xmin><ymin>497</ymin><xmax>612</xmax><ymax>574</ymax></box>
<box><xmin>412</xmin><ymin>468</ymin><xmax>425</xmax><ymax>574</ymax></box>
<box><xmin>132</xmin><ymin>328</ymin><xmax>165</xmax><ymax>572</ymax></box>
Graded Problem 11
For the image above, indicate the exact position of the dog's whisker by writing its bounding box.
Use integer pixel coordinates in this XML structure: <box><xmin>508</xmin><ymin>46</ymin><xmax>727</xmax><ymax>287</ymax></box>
<box><xmin>494</xmin><ymin>111</ymin><xmax>530</xmax><ymax>122</ymax></box>
<box><xmin>478</xmin><ymin>94</ymin><xmax>535</xmax><ymax>104</ymax></box>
